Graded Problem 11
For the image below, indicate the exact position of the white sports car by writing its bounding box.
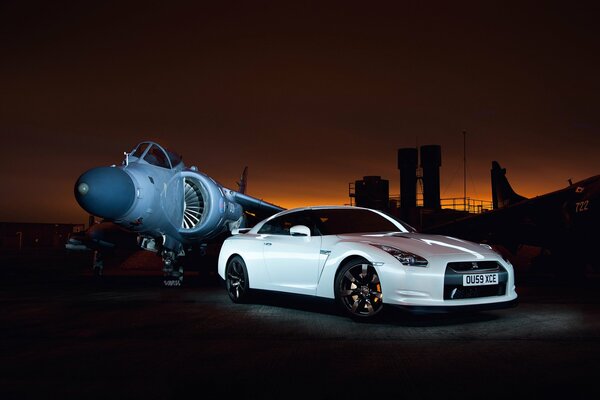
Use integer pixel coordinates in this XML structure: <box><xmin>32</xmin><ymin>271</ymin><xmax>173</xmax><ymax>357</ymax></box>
<box><xmin>217</xmin><ymin>206</ymin><xmax>518</xmax><ymax>320</ymax></box>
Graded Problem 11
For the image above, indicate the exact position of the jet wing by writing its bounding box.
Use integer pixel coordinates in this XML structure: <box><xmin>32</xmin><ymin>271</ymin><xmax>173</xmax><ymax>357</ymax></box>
<box><xmin>231</xmin><ymin>192</ymin><xmax>285</xmax><ymax>220</ymax></box>
<box><xmin>65</xmin><ymin>221</ymin><xmax>139</xmax><ymax>252</ymax></box>
<box><xmin>423</xmin><ymin>175</ymin><xmax>599</xmax><ymax>254</ymax></box>
<box><xmin>423</xmin><ymin>196</ymin><xmax>559</xmax><ymax>252</ymax></box>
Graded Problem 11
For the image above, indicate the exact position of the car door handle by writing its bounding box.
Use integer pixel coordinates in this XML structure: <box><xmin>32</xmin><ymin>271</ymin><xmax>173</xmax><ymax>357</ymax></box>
<box><xmin>264</xmin><ymin>242</ymin><xmax>272</xmax><ymax>246</ymax></box>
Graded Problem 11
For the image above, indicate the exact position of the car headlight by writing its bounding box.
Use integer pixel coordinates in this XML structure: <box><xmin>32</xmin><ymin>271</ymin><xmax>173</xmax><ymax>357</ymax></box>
<box><xmin>370</xmin><ymin>244</ymin><xmax>428</xmax><ymax>267</ymax></box>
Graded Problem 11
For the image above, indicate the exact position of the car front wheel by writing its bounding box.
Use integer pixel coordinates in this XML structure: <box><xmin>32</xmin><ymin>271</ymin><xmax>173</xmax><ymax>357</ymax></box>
<box><xmin>225</xmin><ymin>255</ymin><xmax>250</xmax><ymax>303</ymax></box>
<box><xmin>335</xmin><ymin>260</ymin><xmax>383</xmax><ymax>320</ymax></box>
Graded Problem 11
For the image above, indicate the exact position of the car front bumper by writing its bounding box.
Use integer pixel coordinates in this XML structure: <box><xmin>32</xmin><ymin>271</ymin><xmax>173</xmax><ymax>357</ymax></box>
<box><xmin>390</xmin><ymin>297</ymin><xmax>519</xmax><ymax>314</ymax></box>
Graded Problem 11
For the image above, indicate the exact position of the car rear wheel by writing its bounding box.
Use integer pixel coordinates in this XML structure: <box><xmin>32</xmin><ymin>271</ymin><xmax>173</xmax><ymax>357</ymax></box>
<box><xmin>335</xmin><ymin>260</ymin><xmax>383</xmax><ymax>320</ymax></box>
<box><xmin>225</xmin><ymin>255</ymin><xmax>250</xmax><ymax>303</ymax></box>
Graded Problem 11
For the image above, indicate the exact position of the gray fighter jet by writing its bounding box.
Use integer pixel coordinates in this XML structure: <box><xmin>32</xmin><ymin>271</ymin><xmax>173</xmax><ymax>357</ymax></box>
<box><xmin>73</xmin><ymin>141</ymin><xmax>284</xmax><ymax>286</ymax></box>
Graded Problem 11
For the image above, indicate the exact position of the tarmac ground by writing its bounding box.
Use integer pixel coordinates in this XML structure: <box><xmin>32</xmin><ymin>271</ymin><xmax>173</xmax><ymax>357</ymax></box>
<box><xmin>1</xmin><ymin>249</ymin><xmax>599</xmax><ymax>399</ymax></box>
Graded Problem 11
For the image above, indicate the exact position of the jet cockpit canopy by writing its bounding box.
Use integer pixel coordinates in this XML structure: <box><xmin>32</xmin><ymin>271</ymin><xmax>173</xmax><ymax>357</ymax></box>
<box><xmin>126</xmin><ymin>141</ymin><xmax>183</xmax><ymax>169</ymax></box>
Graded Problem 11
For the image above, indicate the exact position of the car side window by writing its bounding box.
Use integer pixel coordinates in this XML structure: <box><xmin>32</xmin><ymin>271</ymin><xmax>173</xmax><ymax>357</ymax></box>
<box><xmin>258</xmin><ymin>211</ymin><xmax>320</xmax><ymax>236</ymax></box>
<box><xmin>258</xmin><ymin>216</ymin><xmax>289</xmax><ymax>235</ymax></box>
<box><xmin>312</xmin><ymin>208</ymin><xmax>402</xmax><ymax>235</ymax></box>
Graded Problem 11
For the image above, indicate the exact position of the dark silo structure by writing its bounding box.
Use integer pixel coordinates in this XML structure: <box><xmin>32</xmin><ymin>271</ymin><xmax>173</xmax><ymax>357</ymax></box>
<box><xmin>420</xmin><ymin>145</ymin><xmax>442</xmax><ymax>210</ymax></box>
<box><xmin>354</xmin><ymin>176</ymin><xmax>389</xmax><ymax>211</ymax></box>
<box><xmin>397</xmin><ymin>148</ymin><xmax>418</xmax><ymax>209</ymax></box>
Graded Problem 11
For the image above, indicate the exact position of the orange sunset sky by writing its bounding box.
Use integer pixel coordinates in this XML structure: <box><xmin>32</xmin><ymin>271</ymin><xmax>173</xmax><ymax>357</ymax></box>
<box><xmin>1</xmin><ymin>1</ymin><xmax>599</xmax><ymax>224</ymax></box>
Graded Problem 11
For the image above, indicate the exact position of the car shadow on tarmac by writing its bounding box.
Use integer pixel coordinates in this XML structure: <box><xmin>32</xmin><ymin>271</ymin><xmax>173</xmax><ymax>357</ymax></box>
<box><xmin>243</xmin><ymin>288</ymin><xmax>502</xmax><ymax>327</ymax></box>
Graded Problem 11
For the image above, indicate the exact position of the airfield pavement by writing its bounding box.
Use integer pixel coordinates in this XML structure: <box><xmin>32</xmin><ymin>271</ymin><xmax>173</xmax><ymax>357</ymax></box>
<box><xmin>1</xmin><ymin>249</ymin><xmax>599</xmax><ymax>399</ymax></box>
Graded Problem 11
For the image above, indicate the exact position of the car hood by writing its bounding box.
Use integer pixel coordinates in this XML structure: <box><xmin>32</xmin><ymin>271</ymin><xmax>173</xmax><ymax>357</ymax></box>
<box><xmin>336</xmin><ymin>232</ymin><xmax>496</xmax><ymax>258</ymax></box>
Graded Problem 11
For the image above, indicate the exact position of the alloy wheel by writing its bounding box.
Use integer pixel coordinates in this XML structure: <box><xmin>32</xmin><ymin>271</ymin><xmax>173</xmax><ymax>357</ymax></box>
<box><xmin>226</xmin><ymin>257</ymin><xmax>248</xmax><ymax>302</ymax></box>
<box><xmin>338</xmin><ymin>263</ymin><xmax>383</xmax><ymax>318</ymax></box>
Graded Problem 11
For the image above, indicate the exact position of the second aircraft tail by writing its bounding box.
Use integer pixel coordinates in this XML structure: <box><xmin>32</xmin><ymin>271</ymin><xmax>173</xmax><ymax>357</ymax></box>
<box><xmin>237</xmin><ymin>166</ymin><xmax>248</xmax><ymax>194</ymax></box>
<box><xmin>491</xmin><ymin>161</ymin><xmax>527</xmax><ymax>209</ymax></box>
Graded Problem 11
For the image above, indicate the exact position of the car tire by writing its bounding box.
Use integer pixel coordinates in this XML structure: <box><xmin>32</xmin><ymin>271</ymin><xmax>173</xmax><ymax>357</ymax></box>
<box><xmin>225</xmin><ymin>255</ymin><xmax>251</xmax><ymax>303</ymax></box>
<box><xmin>335</xmin><ymin>259</ymin><xmax>383</xmax><ymax>320</ymax></box>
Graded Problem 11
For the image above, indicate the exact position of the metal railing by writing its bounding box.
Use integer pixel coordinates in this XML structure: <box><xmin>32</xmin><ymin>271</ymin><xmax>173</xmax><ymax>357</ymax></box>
<box><xmin>388</xmin><ymin>196</ymin><xmax>492</xmax><ymax>214</ymax></box>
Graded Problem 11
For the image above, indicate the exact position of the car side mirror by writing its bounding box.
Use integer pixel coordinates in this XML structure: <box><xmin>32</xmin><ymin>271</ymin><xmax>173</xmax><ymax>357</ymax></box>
<box><xmin>232</xmin><ymin>228</ymin><xmax>251</xmax><ymax>235</ymax></box>
<box><xmin>290</xmin><ymin>225</ymin><xmax>311</xmax><ymax>237</ymax></box>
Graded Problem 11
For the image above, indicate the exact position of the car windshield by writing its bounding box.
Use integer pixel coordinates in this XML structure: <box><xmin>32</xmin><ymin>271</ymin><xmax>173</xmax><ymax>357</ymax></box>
<box><xmin>311</xmin><ymin>208</ymin><xmax>411</xmax><ymax>235</ymax></box>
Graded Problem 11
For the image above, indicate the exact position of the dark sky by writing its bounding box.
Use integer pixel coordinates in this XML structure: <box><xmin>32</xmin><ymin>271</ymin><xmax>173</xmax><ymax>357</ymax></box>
<box><xmin>1</xmin><ymin>1</ymin><xmax>599</xmax><ymax>223</ymax></box>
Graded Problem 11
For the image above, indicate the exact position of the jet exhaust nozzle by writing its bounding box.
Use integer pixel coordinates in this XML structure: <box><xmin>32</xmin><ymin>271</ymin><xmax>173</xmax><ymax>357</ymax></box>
<box><xmin>75</xmin><ymin>166</ymin><xmax>135</xmax><ymax>220</ymax></box>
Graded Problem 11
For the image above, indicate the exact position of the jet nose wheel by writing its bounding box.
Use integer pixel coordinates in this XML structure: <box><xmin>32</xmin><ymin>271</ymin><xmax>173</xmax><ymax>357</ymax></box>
<box><xmin>162</xmin><ymin>250</ymin><xmax>183</xmax><ymax>287</ymax></box>
<box><xmin>335</xmin><ymin>261</ymin><xmax>383</xmax><ymax>320</ymax></box>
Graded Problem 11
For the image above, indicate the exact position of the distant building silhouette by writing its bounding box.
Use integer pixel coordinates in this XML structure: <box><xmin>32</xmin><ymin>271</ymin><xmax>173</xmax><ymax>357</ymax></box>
<box><xmin>420</xmin><ymin>144</ymin><xmax>442</xmax><ymax>210</ymax></box>
<box><xmin>350</xmin><ymin>144</ymin><xmax>491</xmax><ymax>230</ymax></box>
<box><xmin>397</xmin><ymin>148</ymin><xmax>418</xmax><ymax>209</ymax></box>
<box><xmin>352</xmin><ymin>176</ymin><xmax>389</xmax><ymax>211</ymax></box>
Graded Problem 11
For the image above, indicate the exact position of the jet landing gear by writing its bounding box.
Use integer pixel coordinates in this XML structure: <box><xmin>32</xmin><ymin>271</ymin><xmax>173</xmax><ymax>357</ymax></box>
<box><xmin>92</xmin><ymin>250</ymin><xmax>104</xmax><ymax>277</ymax></box>
<box><xmin>140</xmin><ymin>236</ymin><xmax>186</xmax><ymax>287</ymax></box>
<box><xmin>161</xmin><ymin>250</ymin><xmax>184</xmax><ymax>287</ymax></box>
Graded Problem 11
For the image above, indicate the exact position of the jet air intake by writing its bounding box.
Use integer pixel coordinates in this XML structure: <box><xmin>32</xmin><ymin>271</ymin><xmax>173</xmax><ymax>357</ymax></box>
<box><xmin>182</xmin><ymin>178</ymin><xmax>205</xmax><ymax>229</ymax></box>
<box><xmin>165</xmin><ymin>171</ymin><xmax>243</xmax><ymax>241</ymax></box>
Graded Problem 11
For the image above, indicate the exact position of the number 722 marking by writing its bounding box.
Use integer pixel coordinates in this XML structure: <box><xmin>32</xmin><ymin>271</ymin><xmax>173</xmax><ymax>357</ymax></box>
<box><xmin>575</xmin><ymin>200</ymin><xmax>589</xmax><ymax>212</ymax></box>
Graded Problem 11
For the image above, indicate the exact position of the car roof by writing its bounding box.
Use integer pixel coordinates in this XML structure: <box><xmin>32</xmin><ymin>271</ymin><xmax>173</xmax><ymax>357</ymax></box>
<box><xmin>260</xmin><ymin>205</ymin><xmax>386</xmax><ymax>222</ymax></box>
<box><xmin>274</xmin><ymin>205</ymin><xmax>369</xmax><ymax>214</ymax></box>
<box><xmin>248</xmin><ymin>205</ymin><xmax>413</xmax><ymax>234</ymax></box>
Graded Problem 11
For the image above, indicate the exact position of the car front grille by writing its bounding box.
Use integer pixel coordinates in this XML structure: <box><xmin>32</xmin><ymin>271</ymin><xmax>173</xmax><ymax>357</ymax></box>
<box><xmin>444</xmin><ymin>261</ymin><xmax>508</xmax><ymax>300</ymax></box>
<box><xmin>447</xmin><ymin>261</ymin><xmax>500</xmax><ymax>273</ymax></box>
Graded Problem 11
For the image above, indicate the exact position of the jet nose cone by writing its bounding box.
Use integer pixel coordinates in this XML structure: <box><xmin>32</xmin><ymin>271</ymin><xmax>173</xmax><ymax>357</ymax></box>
<box><xmin>75</xmin><ymin>167</ymin><xmax>135</xmax><ymax>220</ymax></box>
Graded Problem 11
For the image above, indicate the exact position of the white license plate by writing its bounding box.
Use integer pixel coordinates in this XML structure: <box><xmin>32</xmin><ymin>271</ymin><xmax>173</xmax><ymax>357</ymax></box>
<box><xmin>463</xmin><ymin>273</ymin><xmax>498</xmax><ymax>286</ymax></box>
